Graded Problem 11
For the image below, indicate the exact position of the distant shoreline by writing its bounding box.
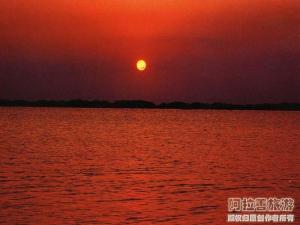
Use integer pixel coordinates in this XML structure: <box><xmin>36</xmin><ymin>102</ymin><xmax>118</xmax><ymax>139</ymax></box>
<box><xmin>0</xmin><ymin>100</ymin><xmax>299</xmax><ymax>111</ymax></box>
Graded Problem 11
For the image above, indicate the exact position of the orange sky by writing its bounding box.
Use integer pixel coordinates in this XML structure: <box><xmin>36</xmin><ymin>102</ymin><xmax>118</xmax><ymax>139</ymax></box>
<box><xmin>0</xmin><ymin>0</ymin><xmax>299</xmax><ymax>102</ymax></box>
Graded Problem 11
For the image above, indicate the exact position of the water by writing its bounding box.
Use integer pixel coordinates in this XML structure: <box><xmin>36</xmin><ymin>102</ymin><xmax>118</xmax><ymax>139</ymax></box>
<box><xmin>0</xmin><ymin>108</ymin><xmax>299</xmax><ymax>224</ymax></box>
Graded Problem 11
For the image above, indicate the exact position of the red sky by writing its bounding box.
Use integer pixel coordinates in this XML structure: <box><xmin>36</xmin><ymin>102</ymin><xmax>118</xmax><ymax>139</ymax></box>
<box><xmin>0</xmin><ymin>0</ymin><xmax>299</xmax><ymax>103</ymax></box>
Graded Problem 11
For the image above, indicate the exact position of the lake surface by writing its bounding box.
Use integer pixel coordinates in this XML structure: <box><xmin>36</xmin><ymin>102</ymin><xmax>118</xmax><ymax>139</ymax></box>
<box><xmin>0</xmin><ymin>108</ymin><xmax>299</xmax><ymax>224</ymax></box>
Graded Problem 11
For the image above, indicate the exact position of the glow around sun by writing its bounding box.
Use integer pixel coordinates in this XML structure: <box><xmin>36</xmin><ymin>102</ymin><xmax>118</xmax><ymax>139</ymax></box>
<box><xmin>136</xmin><ymin>60</ymin><xmax>147</xmax><ymax>71</ymax></box>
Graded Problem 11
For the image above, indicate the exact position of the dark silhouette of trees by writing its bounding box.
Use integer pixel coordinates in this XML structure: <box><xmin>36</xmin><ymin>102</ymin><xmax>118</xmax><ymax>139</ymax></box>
<box><xmin>0</xmin><ymin>99</ymin><xmax>299</xmax><ymax>111</ymax></box>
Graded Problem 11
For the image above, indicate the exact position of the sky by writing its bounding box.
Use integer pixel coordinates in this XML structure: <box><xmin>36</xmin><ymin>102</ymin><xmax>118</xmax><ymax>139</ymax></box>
<box><xmin>0</xmin><ymin>0</ymin><xmax>299</xmax><ymax>103</ymax></box>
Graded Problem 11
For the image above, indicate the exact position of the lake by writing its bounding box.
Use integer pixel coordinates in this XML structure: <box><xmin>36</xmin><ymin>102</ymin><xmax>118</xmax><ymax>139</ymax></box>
<box><xmin>0</xmin><ymin>108</ymin><xmax>299</xmax><ymax>224</ymax></box>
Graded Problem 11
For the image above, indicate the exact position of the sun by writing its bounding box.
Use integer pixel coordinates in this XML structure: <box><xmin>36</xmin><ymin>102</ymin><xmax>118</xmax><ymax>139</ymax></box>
<box><xmin>136</xmin><ymin>59</ymin><xmax>147</xmax><ymax>71</ymax></box>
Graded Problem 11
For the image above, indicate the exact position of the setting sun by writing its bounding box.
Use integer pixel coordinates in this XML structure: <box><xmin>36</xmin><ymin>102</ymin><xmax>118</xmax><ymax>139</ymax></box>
<box><xmin>136</xmin><ymin>60</ymin><xmax>147</xmax><ymax>71</ymax></box>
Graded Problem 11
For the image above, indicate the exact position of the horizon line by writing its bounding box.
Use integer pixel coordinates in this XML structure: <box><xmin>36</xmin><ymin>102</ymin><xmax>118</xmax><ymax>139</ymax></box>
<box><xmin>0</xmin><ymin>99</ymin><xmax>299</xmax><ymax>111</ymax></box>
